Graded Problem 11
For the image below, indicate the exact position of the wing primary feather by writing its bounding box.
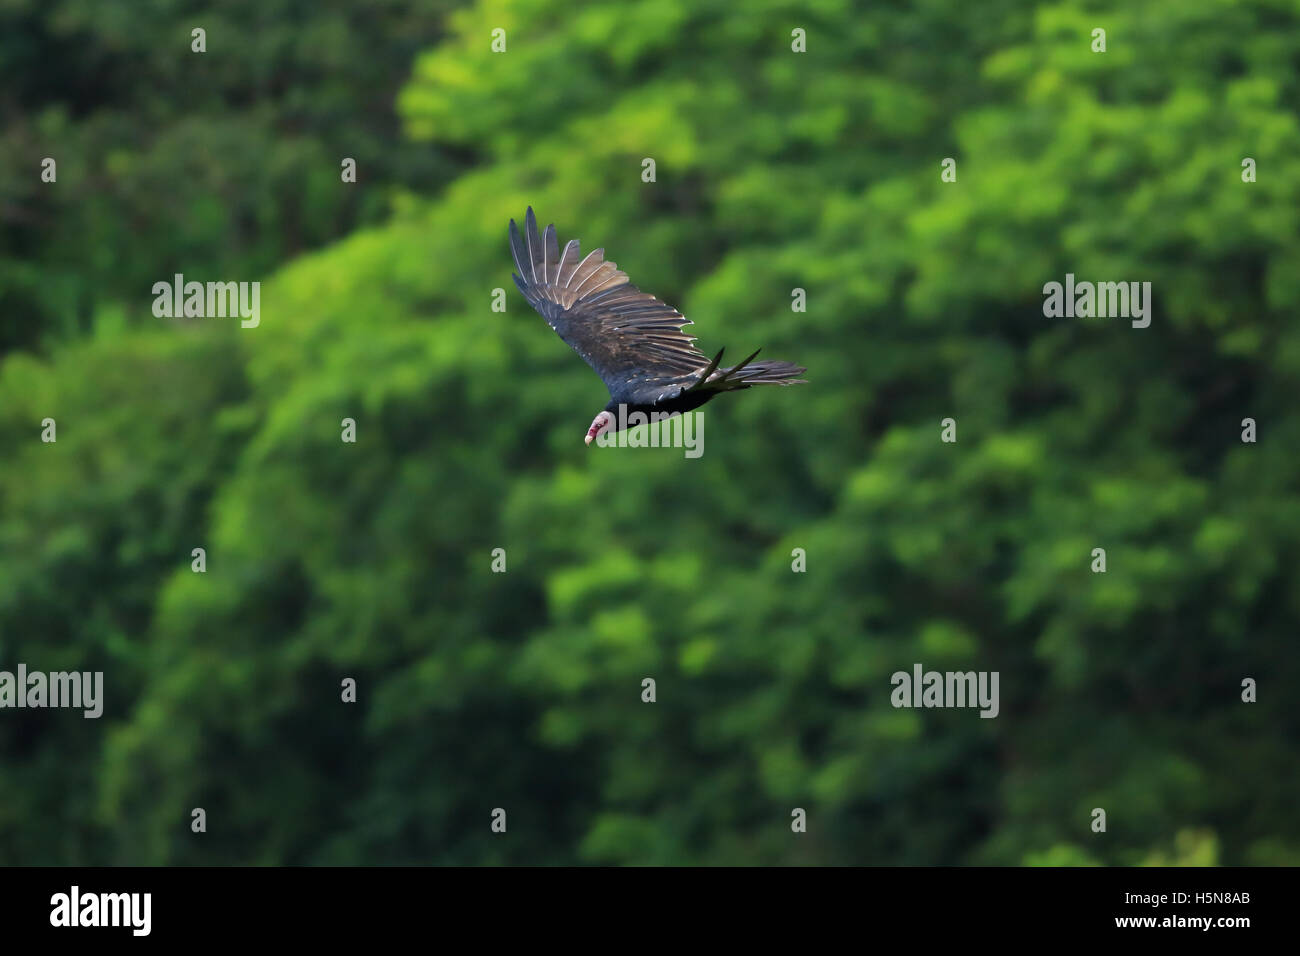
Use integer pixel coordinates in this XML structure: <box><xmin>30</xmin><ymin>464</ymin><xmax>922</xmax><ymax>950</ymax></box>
<box><xmin>557</xmin><ymin>239</ymin><xmax>581</xmax><ymax>288</ymax></box>
<box><xmin>525</xmin><ymin>207</ymin><xmax>541</xmax><ymax>284</ymax></box>
<box><xmin>566</xmin><ymin>249</ymin><xmax>603</xmax><ymax>291</ymax></box>
<box><xmin>543</xmin><ymin>224</ymin><xmax>560</xmax><ymax>284</ymax></box>
<box><xmin>509</xmin><ymin>219</ymin><xmax>529</xmax><ymax>280</ymax></box>
<box><xmin>571</xmin><ymin>255</ymin><xmax>616</xmax><ymax>298</ymax></box>
<box><xmin>713</xmin><ymin>347</ymin><xmax>762</xmax><ymax>385</ymax></box>
<box><xmin>693</xmin><ymin>348</ymin><xmax>725</xmax><ymax>386</ymax></box>
<box><xmin>730</xmin><ymin>347</ymin><xmax>762</xmax><ymax>374</ymax></box>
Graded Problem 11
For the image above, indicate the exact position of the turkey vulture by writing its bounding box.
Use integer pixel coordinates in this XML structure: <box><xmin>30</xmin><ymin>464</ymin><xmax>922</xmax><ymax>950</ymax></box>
<box><xmin>509</xmin><ymin>208</ymin><xmax>807</xmax><ymax>445</ymax></box>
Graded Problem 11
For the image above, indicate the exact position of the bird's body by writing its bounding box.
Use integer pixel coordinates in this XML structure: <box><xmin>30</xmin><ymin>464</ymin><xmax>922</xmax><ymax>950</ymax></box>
<box><xmin>509</xmin><ymin>208</ymin><xmax>806</xmax><ymax>444</ymax></box>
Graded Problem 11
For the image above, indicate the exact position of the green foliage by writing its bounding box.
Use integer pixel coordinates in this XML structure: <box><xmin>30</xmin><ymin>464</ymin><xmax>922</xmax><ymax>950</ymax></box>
<box><xmin>1</xmin><ymin>0</ymin><xmax>1298</xmax><ymax>864</ymax></box>
<box><xmin>0</xmin><ymin>0</ymin><xmax>463</xmax><ymax>353</ymax></box>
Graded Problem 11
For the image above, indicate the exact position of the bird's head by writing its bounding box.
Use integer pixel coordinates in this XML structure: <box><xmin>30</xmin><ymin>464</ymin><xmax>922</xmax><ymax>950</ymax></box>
<box><xmin>585</xmin><ymin>410</ymin><xmax>614</xmax><ymax>446</ymax></box>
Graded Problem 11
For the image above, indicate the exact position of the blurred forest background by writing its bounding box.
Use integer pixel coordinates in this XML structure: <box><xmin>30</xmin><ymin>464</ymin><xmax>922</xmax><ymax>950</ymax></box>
<box><xmin>1</xmin><ymin>0</ymin><xmax>1298</xmax><ymax>865</ymax></box>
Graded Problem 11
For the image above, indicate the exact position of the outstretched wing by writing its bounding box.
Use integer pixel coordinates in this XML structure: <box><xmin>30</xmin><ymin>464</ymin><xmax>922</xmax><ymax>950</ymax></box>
<box><xmin>509</xmin><ymin>208</ymin><xmax>711</xmax><ymax>398</ymax></box>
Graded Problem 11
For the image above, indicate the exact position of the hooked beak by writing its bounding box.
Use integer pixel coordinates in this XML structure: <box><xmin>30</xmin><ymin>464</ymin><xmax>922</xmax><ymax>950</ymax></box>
<box><xmin>585</xmin><ymin>412</ymin><xmax>611</xmax><ymax>446</ymax></box>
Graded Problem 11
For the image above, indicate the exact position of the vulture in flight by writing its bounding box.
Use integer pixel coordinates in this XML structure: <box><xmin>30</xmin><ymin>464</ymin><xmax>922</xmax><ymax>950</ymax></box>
<box><xmin>509</xmin><ymin>208</ymin><xmax>807</xmax><ymax>445</ymax></box>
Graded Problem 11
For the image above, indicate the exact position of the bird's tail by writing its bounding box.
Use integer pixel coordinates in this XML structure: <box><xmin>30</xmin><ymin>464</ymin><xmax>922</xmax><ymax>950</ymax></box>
<box><xmin>727</xmin><ymin>360</ymin><xmax>808</xmax><ymax>385</ymax></box>
<box><xmin>689</xmin><ymin>348</ymin><xmax>808</xmax><ymax>393</ymax></box>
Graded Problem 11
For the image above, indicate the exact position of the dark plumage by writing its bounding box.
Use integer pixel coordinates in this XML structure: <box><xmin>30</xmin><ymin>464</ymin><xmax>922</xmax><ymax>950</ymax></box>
<box><xmin>509</xmin><ymin>208</ymin><xmax>806</xmax><ymax>443</ymax></box>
